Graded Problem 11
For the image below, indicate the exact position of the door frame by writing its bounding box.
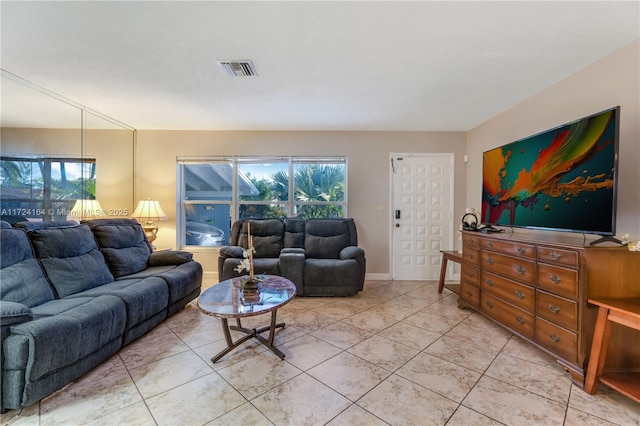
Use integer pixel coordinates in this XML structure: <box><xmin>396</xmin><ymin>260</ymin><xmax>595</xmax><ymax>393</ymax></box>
<box><xmin>389</xmin><ymin>152</ymin><xmax>455</xmax><ymax>280</ymax></box>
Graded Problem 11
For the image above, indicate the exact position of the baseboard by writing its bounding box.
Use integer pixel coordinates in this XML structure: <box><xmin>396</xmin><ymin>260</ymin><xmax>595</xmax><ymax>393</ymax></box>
<box><xmin>365</xmin><ymin>273</ymin><xmax>391</xmax><ymax>281</ymax></box>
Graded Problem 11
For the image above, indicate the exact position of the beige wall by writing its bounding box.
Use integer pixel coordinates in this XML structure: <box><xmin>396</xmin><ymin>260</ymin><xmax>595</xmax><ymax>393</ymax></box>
<box><xmin>467</xmin><ymin>39</ymin><xmax>640</xmax><ymax>241</ymax></box>
<box><xmin>135</xmin><ymin>131</ymin><xmax>468</xmax><ymax>277</ymax></box>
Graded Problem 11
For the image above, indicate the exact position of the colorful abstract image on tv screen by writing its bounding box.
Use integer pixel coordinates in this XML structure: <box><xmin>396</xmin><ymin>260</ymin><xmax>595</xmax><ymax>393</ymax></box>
<box><xmin>481</xmin><ymin>108</ymin><xmax>618</xmax><ymax>234</ymax></box>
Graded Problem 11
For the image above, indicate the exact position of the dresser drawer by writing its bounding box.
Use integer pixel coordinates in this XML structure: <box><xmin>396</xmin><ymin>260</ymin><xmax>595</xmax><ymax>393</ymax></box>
<box><xmin>460</xmin><ymin>282</ymin><xmax>480</xmax><ymax>308</ymax></box>
<box><xmin>462</xmin><ymin>247</ymin><xmax>480</xmax><ymax>266</ymax></box>
<box><xmin>537</xmin><ymin>246</ymin><xmax>579</xmax><ymax>267</ymax></box>
<box><xmin>535</xmin><ymin>317</ymin><xmax>577</xmax><ymax>363</ymax></box>
<box><xmin>481</xmin><ymin>239</ymin><xmax>535</xmax><ymax>259</ymax></box>
<box><xmin>537</xmin><ymin>263</ymin><xmax>578</xmax><ymax>299</ymax></box>
<box><xmin>462</xmin><ymin>234</ymin><xmax>482</xmax><ymax>248</ymax></box>
<box><xmin>536</xmin><ymin>290</ymin><xmax>578</xmax><ymax>332</ymax></box>
<box><xmin>461</xmin><ymin>264</ymin><xmax>480</xmax><ymax>287</ymax></box>
<box><xmin>482</xmin><ymin>271</ymin><xmax>534</xmax><ymax>313</ymax></box>
<box><xmin>481</xmin><ymin>251</ymin><xmax>535</xmax><ymax>285</ymax></box>
<box><xmin>481</xmin><ymin>293</ymin><xmax>534</xmax><ymax>339</ymax></box>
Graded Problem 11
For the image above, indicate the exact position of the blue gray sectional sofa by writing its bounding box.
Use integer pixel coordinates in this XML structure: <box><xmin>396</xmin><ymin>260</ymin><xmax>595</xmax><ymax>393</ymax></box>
<box><xmin>0</xmin><ymin>219</ymin><xmax>202</xmax><ymax>412</ymax></box>
<box><xmin>218</xmin><ymin>218</ymin><xmax>365</xmax><ymax>296</ymax></box>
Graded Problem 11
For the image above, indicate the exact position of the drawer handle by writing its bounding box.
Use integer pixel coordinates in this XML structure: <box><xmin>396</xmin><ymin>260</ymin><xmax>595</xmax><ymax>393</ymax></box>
<box><xmin>487</xmin><ymin>241</ymin><xmax>494</xmax><ymax>248</ymax></box>
<box><xmin>515</xmin><ymin>316</ymin><xmax>525</xmax><ymax>325</ymax></box>
<box><xmin>549</xmin><ymin>333</ymin><xmax>560</xmax><ymax>343</ymax></box>
<box><xmin>515</xmin><ymin>290</ymin><xmax>525</xmax><ymax>300</ymax></box>
<box><xmin>486</xmin><ymin>300</ymin><xmax>494</xmax><ymax>308</ymax></box>
<box><xmin>467</xmin><ymin>253</ymin><xmax>475</xmax><ymax>259</ymax></box>
<box><xmin>486</xmin><ymin>279</ymin><xmax>494</xmax><ymax>287</ymax></box>
<box><xmin>549</xmin><ymin>275</ymin><xmax>561</xmax><ymax>284</ymax></box>
<box><xmin>466</xmin><ymin>271</ymin><xmax>474</xmax><ymax>278</ymax></box>
<box><xmin>548</xmin><ymin>304</ymin><xmax>560</xmax><ymax>314</ymax></box>
<box><xmin>466</xmin><ymin>291</ymin><xmax>473</xmax><ymax>298</ymax></box>
<box><xmin>550</xmin><ymin>251</ymin><xmax>562</xmax><ymax>260</ymax></box>
<box><xmin>487</xmin><ymin>257</ymin><xmax>494</xmax><ymax>265</ymax></box>
<box><xmin>517</xmin><ymin>247</ymin><xmax>526</xmax><ymax>254</ymax></box>
<box><xmin>516</xmin><ymin>265</ymin><xmax>527</xmax><ymax>275</ymax></box>
<box><xmin>468</xmin><ymin>238</ymin><xmax>475</xmax><ymax>244</ymax></box>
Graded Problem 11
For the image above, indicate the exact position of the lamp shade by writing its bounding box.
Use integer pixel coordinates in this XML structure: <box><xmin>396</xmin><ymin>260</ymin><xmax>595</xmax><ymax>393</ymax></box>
<box><xmin>69</xmin><ymin>199</ymin><xmax>104</xmax><ymax>219</ymax></box>
<box><xmin>131</xmin><ymin>200</ymin><xmax>168</xmax><ymax>223</ymax></box>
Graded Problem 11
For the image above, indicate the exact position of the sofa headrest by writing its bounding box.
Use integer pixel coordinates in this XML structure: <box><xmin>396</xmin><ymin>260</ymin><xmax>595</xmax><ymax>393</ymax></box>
<box><xmin>0</xmin><ymin>215</ymin><xmax>28</xmax><ymax>225</ymax></box>
<box><xmin>27</xmin><ymin>224</ymin><xmax>114</xmax><ymax>298</ymax></box>
<box><xmin>284</xmin><ymin>218</ymin><xmax>305</xmax><ymax>248</ymax></box>
<box><xmin>1</xmin><ymin>226</ymin><xmax>32</xmax><ymax>268</ymax></box>
<box><xmin>0</xmin><ymin>226</ymin><xmax>55</xmax><ymax>307</ymax></box>
<box><xmin>304</xmin><ymin>218</ymin><xmax>358</xmax><ymax>258</ymax></box>
<box><xmin>237</xmin><ymin>218</ymin><xmax>285</xmax><ymax>258</ymax></box>
<box><xmin>14</xmin><ymin>220</ymin><xmax>79</xmax><ymax>231</ymax></box>
<box><xmin>82</xmin><ymin>218</ymin><xmax>152</xmax><ymax>278</ymax></box>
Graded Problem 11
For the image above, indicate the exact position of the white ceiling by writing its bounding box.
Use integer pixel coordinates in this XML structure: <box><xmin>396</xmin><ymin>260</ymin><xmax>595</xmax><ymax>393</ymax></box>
<box><xmin>1</xmin><ymin>1</ymin><xmax>639</xmax><ymax>131</ymax></box>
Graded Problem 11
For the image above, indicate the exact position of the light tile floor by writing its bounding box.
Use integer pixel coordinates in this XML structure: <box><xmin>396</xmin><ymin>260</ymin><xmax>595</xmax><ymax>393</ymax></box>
<box><xmin>2</xmin><ymin>280</ymin><xmax>639</xmax><ymax>426</ymax></box>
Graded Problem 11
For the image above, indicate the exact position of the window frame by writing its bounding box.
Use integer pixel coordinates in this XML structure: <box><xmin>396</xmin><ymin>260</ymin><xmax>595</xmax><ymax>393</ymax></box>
<box><xmin>177</xmin><ymin>156</ymin><xmax>347</xmax><ymax>249</ymax></box>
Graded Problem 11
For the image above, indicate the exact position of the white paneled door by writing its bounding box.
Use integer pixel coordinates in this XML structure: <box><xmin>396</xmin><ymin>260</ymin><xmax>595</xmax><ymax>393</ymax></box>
<box><xmin>391</xmin><ymin>154</ymin><xmax>454</xmax><ymax>280</ymax></box>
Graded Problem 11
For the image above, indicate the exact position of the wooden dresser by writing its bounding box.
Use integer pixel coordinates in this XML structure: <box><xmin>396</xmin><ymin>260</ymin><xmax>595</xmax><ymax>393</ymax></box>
<box><xmin>459</xmin><ymin>230</ymin><xmax>640</xmax><ymax>387</ymax></box>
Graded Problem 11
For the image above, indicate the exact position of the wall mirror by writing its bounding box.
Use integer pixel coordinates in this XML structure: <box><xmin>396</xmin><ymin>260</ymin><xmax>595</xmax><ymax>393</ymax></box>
<box><xmin>0</xmin><ymin>71</ymin><xmax>135</xmax><ymax>223</ymax></box>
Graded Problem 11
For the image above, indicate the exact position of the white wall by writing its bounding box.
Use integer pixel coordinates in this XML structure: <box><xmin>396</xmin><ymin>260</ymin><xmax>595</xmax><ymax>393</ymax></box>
<box><xmin>135</xmin><ymin>131</ymin><xmax>468</xmax><ymax>277</ymax></box>
<box><xmin>466</xmin><ymin>39</ymin><xmax>640</xmax><ymax>241</ymax></box>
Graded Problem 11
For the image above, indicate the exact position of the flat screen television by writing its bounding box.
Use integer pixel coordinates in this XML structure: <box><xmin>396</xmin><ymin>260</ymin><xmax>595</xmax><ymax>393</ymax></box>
<box><xmin>481</xmin><ymin>106</ymin><xmax>620</xmax><ymax>243</ymax></box>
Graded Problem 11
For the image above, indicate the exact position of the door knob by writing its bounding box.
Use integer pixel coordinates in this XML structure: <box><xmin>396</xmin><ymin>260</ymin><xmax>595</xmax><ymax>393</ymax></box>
<box><xmin>395</xmin><ymin>223</ymin><xmax>400</xmax><ymax>228</ymax></box>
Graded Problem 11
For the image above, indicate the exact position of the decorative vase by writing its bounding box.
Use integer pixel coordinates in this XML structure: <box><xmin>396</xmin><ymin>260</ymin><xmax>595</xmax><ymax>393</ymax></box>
<box><xmin>241</xmin><ymin>279</ymin><xmax>261</xmax><ymax>304</ymax></box>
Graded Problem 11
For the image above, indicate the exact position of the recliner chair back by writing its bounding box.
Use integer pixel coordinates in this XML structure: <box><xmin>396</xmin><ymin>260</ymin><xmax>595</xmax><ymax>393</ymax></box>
<box><xmin>303</xmin><ymin>218</ymin><xmax>357</xmax><ymax>259</ymax></box>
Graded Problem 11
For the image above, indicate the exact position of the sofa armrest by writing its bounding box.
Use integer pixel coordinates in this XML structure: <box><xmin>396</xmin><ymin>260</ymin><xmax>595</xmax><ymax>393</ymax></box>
<box><xmin>279</xmin><ymin>249</ymin><xmax>305</xmax><ymax>295</ymax></box>
<box><xmin>340</xmin><ymin>246</ymin><xmax>365</xmax><ymax>260</ymax></box>
<box><xmin>281</xmin><ymin>247</ymin><xmax>305</xmax><ymax>256</ymax></box>
<box><xmin>1</xmin><ymin>301</ymin><xmax>33</xmax><ymax>326</ymax></box>
<box><xmin>219</xmin><ymin>246</ymin><xmax>245</xmax><ymax>259</ymax></box>
<box><xmin>148</xmin><ymin>250</ymin><xmax>193</xmax><ymax>266</ymax></box>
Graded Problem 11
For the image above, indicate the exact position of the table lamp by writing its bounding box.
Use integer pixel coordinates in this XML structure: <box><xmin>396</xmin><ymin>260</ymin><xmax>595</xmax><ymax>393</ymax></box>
<box><xmin>131</xmin><ymin>199</ymin><xmax>168</xmax><ymax>248</ymax></box>
<box><xmin>69</xmin><ymin>199</ymin><xmax>104</xmax><ymax>220</ymax></box>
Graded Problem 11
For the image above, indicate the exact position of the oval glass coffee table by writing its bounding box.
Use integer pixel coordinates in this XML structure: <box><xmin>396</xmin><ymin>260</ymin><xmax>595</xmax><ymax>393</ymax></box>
<box><xmin>197</xmin><ymin>275</ymin><xmax>296</xmax><ymax>363</ymax></box>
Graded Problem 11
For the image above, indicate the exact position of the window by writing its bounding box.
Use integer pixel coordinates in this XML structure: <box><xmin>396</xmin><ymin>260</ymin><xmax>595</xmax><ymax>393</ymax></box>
<box><xmin>0</xmin><ymin>156</ymin><xmax>96</xmax><ymax>222</ymax></box>
<box><xmin>178</xmin><ymin>156</ymin><xmax>347</xmax><ymax>247</ymax></box>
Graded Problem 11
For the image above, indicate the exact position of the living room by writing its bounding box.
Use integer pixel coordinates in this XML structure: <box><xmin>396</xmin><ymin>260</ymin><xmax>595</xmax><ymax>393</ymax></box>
<box><xmin>1</xmin><ymin>1</ymin><xmax>639</xmax><ymax>425</ymax></box>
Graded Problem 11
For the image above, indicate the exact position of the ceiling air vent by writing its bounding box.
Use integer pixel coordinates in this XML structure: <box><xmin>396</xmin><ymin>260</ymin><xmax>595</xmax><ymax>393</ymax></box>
<box><xmin>217</xmin><ymin>60</ymin><xmax>258</xmax><ymax>77</ymax></box>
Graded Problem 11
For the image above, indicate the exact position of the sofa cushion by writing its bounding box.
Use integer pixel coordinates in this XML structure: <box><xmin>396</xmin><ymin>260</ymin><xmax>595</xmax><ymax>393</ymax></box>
<box><xmin>0</xmin><ymin>227</ymin><xmax>55</xmax><ymax>307</ymax></box>
<box><xmin>284</xmin><ymin>218</ymin><xmax>305</xmax><ymax>248</ymax></box>
<box><xmin>83</xmin><ymin>219</ymin><xmax>152</xmax><ymax>278</ymax></box>
<box><xmin>5</xmin><ymin>295</ymin><xmax>126</xmax><ymax>382</ymax></box>
<box><xmin>68</xmin><ymin>277</ymin><xmax>169</xmax><ymax>329</ymax></box>
<box><xmin>28</xmin><ymin>224</ymin><xmax>114</xmax><ymax>298</ymax></box>
<box><xmin>238</xmin><ymin>219</ymin><xmax>285</xmax><ymax>258</ymax></box>
<box><xmin>304</xmin><ymin>219</ymin><xmax>351</xmax><ymax>259</ymax></box>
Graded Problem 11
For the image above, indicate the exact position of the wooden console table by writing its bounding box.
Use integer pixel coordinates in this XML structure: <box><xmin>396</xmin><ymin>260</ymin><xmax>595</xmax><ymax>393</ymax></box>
<box><xmin>438</xmin><ymin>250</ymin><xmax>462</xmax><ymax>294</ymax></box>
<box><xmin>584</xmin><ymin>298</ymin><xmax>640</xmax><ymax>402</ymax></box>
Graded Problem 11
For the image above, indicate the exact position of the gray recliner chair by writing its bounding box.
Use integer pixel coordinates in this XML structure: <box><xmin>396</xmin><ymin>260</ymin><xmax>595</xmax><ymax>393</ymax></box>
<box><xmin>300</xmin><ymin>218</ymin><xmax>365</xmax><ymax>296</ymax></box>
<box><xmin>217</xmin><ymin>217</ymin><xmax>365</xmax><ymax>296</ymax></box>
